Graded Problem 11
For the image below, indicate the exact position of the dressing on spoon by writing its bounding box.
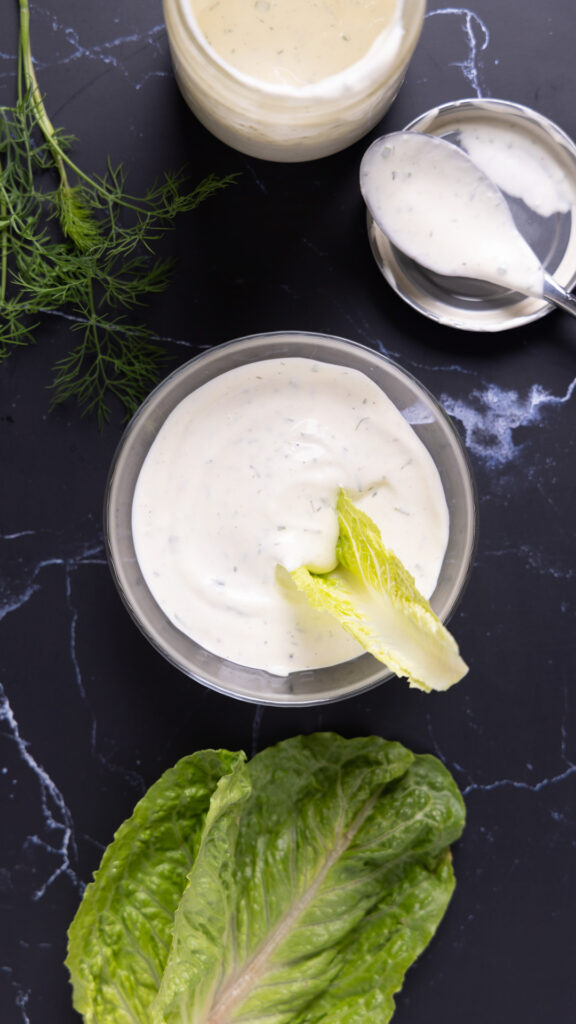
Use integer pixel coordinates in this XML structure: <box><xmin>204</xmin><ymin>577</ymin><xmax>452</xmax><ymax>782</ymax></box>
<box><xmin>360</xmin><ymin>131</ymin><xmax>546</xmax><ymax>298</ymax></box>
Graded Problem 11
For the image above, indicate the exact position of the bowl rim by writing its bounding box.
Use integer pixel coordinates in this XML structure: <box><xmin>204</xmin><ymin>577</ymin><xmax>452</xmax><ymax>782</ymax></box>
<box><xmin>104</xmin><ymin>330</ymin><xmax>479</xmax><ymax>706</ymax></box>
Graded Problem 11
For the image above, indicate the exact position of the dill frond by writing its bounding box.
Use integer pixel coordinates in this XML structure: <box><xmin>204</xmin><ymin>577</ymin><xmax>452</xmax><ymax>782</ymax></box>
<box><xmin>0</xmin><ymin>0</ymin><xmax>236</xmax><ymax>424</ymax></box>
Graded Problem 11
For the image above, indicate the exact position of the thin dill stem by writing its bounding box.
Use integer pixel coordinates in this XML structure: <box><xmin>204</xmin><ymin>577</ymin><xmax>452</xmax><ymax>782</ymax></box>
<box><xmin>16</xmin><ymin>0</ymin><xmax>25</xmax><ymax>104</ymax></box>
<box><xmin>18</xmin><ymin>0</ymin><xmax>174</xmax><ymax>220</ymax></box>
<box><xmin>18</xmin><ymin>0</ymin><xmax>71</xmax><ymax>194</ymax></box>
<box><xmin>86</xmin><ymin>278</ymin><xmax>105</xmax><ymax>389</ymax></box>
<box><xmin>0</xmin><ymin>161</ymin><xmax>8</xmax><ymax>305</ymax></box>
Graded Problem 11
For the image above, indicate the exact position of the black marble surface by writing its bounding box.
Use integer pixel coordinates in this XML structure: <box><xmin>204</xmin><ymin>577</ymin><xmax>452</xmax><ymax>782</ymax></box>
<box><xmin>1</xmin><ymin>2</ymin><xmax>576</xmax><ymax>1022</ymax></box>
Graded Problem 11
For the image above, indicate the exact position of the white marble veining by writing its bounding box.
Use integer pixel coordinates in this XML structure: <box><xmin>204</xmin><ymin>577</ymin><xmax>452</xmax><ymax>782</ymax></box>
<box><xmin>37</xmin><ymin>306</ymin><xmax>197</xmax><ymax>350</ymax></box>
<box><xmin>441</xmin><ymin>375</ymin><xmax>576</xmax><ymax>466</ymax></box>
<box><xmin>0</xmin><ymin>6</ymin><xmax>169</xmax><ymax>90</ymax></box>
<box><xmin>0</xmin><ymin>969</ymin><xmax>31</xmax><ymax>1024</ymax></box>
<box><xmin>0</xmin><ymin>529</ymin><xmax>149</xmax><ymax>905</ymax></box>
<box><xmin>1</xmin><ymin>542</ymin><xmax>101</xmax><ymax>636</ymax></box>
<box><xmin>483</xmin><ymin>543</ymin><xmax>576</xmax><ymax>581</ymax></box>
<box><xmin>371</xmin><ymin>332</ymin><xmax>576</xmax><ymax>471</ymax></box>
<box><xmin>426</xmin><ymin>7</ymin><xmax>491</xmax><ymax>97</ymax></box>
<box><xmin>426</xmin><ymin>694</ymin><xmax>576</xmax><ymax>801</ymax></box>
<box><xmin>0</xmin><ymin>682</ymin><xmax>82</xmax><ymax>901</ymax></box>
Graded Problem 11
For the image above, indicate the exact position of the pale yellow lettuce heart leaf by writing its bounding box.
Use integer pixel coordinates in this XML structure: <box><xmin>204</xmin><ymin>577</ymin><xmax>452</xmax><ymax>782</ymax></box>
<box><xmin>290</xmin><ymin>490</ymin><xmax>468</xmax><ymax>692</ymax></box>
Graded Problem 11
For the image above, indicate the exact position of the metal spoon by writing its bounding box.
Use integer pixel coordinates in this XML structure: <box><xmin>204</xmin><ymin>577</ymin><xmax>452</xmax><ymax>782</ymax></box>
<box><xmin>360</xmin><ymin>131</ymin><xmax>576</xmax><ymax>319</ymax></box>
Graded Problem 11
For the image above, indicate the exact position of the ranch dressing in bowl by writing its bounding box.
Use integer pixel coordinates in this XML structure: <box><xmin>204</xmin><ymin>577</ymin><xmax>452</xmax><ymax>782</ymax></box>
<box><xmin>105</xmin><ymin>332</ymin><xmax>477</xmax><ymax>705</ymax></box>
<box><xmin>131</xmin><ymin>358</ymin><xmax>449</xmax><ymax>674</ymax></box>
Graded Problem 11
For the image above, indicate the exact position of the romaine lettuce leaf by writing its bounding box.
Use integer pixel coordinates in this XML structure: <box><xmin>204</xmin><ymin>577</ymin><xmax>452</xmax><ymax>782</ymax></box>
<box><xmin>296</xmin><ymin>849</ymin><xmax>457</xmax><ymax>1024</ymax></box>
<box><xmin>66</xmin><ymin>735</ymin><xmax>465</xmax><ymax>1024</ymax></box>
<box><xmin>151</xmin><ymin>734</ymin><xmax>465</xmax><ymax>1024</ymax></box>
<box><xmin>291</xmin><ymin>490</ymin><xmax>468</xmax><ymax>692</ymax></box>
<box><xmin>65</xmin><ymin>748</ymin><xmax>248</xmax><ymax>1024</ymax></box>
<box><xmin>294</xmin><ymin>759</ymin><xmax>461</xmax><ymax>1024</ymax></box>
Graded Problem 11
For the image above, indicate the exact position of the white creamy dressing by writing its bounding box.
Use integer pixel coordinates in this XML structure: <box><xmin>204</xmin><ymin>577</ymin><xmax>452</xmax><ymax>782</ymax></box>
<box><xmin>190</xmin><ymin>0</ymin><xmax>404</xmax><ymax>89</ymax></box>
<box><xmin>458</xmin><ymin>123</ymin><xmax>572</xmax><ymax>219</ymax></box>
<box><xmin>360</xmin><ymin>131</ymin><xmax>546</xmax><ymax>296</ymax></box>
<box><xmin>132</xmin><ymin>358</ymin><xmax>449</xmax><ymax>675</ymax></box>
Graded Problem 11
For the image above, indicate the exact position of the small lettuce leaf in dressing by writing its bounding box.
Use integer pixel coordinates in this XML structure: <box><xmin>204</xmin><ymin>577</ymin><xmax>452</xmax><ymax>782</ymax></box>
<box><xmin>65</xmin><ymin>749</ymin><xmax>248</xmax><ymax>1024</ymax></box>
<box><xmin>290</xmin><ymin>490</ymin><xmax>468</xmax><ymax>692</ymax></box>
<box><xmin>151</xmin><ymin>734</ymin><xmax>465</xmax><ymax>1024</ymax></box>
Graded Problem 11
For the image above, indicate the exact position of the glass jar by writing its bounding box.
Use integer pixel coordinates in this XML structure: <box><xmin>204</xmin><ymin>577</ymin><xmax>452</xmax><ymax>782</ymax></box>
<box><xmin>162</xmin><ymin>0</ymin><xmax>427</xmax><ymax>162</ymax></box>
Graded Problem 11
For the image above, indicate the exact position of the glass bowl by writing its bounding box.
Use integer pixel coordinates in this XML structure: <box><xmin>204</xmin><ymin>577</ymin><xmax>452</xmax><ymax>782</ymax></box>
<box><xmin>104</xmin><ymin>332</ymin><xmax>478</xmax><ymax>706</ymax></box>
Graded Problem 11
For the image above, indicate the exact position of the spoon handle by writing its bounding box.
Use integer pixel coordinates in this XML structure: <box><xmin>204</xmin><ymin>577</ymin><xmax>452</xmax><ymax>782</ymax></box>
<box><xmin>542</xmin><ymin>274</ymin><xmax>576</xmax><ymax>319</ymax></box>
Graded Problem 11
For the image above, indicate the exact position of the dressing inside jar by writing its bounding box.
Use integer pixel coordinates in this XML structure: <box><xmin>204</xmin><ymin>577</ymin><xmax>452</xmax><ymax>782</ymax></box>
<box><xmin>162</xmin><ymin>0</ymin><xmax>426</xmax><ymax>160</ymax></box>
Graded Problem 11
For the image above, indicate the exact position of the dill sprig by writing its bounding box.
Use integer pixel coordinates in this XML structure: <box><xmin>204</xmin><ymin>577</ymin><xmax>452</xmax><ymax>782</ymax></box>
<box><xmin>0</xmin><ymin>0</ymin><xmax>234</xmax><ymax>425</ymax></box>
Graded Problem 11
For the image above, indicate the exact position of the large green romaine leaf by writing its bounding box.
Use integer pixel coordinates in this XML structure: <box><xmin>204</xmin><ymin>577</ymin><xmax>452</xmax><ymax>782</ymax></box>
<box><xmin>66</xmin><ymin>749</ymin><xmax>248</xmax><ymax>1024</ymax></box>
<box><xmin>291</xmin><ymin>490</ymin><xmax>468</xmax><ymax>692</ymax></box>
<box><xmin>151</xmin><ymin>734</ymin><xmax>465</xmax><ymax>1024</ymax></box>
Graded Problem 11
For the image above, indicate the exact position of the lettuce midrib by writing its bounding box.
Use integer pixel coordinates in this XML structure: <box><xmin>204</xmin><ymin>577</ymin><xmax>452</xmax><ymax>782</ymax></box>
<box><xmin>201</xmin><ymin>782</ymin><xmax>425</xmax><ymax>1024</ymax></box>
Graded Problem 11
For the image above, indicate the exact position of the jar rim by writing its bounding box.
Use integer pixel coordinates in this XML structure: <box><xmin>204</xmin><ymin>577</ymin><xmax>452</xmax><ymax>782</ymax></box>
<box><xmin>170</xmin><ymin>0</ymin><xmax>426</xmax><ymax>100</ymax></box>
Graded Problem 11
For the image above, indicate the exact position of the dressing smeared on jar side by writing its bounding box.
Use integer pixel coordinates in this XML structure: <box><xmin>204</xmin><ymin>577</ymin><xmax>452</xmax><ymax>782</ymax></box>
<box><xmin>360</xmin><ymin>131</ymin><xmax>546</xmax><ymax>296</ymax></box>
<box><xmin>192</xmin><ymin>0</ymin><xmax>400</xmax><ymax>86</ymax></box>
<box><xmin>132</xmin><ymin>358</ymin><xmax>449</xmax><ymax>675</ymax></box>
